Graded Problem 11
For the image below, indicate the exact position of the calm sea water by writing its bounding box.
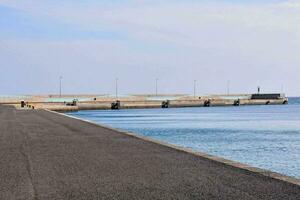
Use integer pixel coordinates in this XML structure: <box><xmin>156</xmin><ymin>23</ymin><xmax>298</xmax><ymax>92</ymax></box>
<box><xmin>67</xmin><ymin>97</ymin><xmax>300</xmax><ymax>179</ymax></box>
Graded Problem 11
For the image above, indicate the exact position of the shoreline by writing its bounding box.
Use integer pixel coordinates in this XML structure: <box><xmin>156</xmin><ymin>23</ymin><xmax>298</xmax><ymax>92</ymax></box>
<box><xmin>49</xmin><ymin>109</ymin><xmax>300</xmax><ymax>187</ymax></box>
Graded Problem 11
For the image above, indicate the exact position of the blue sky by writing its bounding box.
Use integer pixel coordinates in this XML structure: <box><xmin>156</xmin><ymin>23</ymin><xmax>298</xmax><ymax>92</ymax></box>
<box><xmin>0</xmin><ymin>0</ymin><xmax>300</xmax><ymax>96</ymax></box>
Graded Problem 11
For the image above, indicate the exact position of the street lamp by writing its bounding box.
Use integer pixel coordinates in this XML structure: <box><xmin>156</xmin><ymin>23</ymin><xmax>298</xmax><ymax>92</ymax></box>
<box><xmin>194</xmin><ymin>80</ymin><xmax>197</xmax><ymax>98</ymax></box>
<box><xmin>115</xmin><ymin>78</ymin><xmax>119</xmax><ymax>99</ymax></box>
<box><xmin>227</xmin><ymin>80</ymin><xmax>230</xmax><ymax>95</ymax></box>
<box><xmin>59</xmin><ymin>76</ymin><xmax>63</xmax><ymax>98</ymax></box>
<box><xmin>155</xmin><ymin>78</ymin><xmax>159</xmax><ymax>96</ymax></box>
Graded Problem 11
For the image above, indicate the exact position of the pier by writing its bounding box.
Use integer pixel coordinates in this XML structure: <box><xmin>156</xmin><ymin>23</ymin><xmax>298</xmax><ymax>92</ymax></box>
<box><xmin>7</xmin><ymin>93</ymin><xmax>289</xmax><ymax>112</ymax></box>
<box><xmin>0</xmin><ymin>104</ymin><xmax>299</xmax><ymax>199</ymax></box>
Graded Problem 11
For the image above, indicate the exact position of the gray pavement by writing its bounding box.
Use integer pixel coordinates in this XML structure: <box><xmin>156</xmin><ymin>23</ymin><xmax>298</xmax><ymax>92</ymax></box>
<box><xmin>0</xmin><ymin>105</ymin><xmax>299</xmax><ymax>200</ymax></box>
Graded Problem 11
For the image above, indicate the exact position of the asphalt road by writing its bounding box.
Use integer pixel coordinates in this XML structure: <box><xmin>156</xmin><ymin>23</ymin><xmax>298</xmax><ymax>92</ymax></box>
<box><xmin>0</xmin><ymin>105</ymin><xmax>299</xmax><ymax>200</ymax></box>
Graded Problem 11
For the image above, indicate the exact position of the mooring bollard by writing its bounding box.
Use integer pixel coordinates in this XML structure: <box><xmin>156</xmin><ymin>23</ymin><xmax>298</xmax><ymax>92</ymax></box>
<box><xmin>162</xmin><ymin>100</ymin><xmax>169</xmax><ymax>108</ymax></box>
<box><xmin>20</xmin><ymin>100</ymin><xmax>25</xmax><ymax>108</ymax></box>
<box><xmin>234</xmin><ymin>99</ymin><xmax>240</xmax><ymax>106</ymax></box>
<box><xmin>111</xmin><ymin>100</ymin><xmax>121</xmax><ymax>110</ymax></box>
<box><xmin>204</xmin><ymin>99</ymin><xmax>211</xmax><ymax>107</ymax></box>
<box><xmin>72</xmin><ymin>99</ymin><xmax>78</xmax><ymax>106</ymax></box>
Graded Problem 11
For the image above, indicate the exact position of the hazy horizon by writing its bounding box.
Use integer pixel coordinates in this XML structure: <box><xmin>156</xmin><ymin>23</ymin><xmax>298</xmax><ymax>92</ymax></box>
<box><xmin>1</xmin><ymin>0</ymin><xmax>300</xmax><ymax>96</ymax></box>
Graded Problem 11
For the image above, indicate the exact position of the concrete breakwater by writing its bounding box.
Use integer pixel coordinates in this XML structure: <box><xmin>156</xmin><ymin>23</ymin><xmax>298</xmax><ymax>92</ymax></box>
<box><xmin>16</xmin><ymin>93</ymin><xmax>288</xmax><ymax>112</ymax></box>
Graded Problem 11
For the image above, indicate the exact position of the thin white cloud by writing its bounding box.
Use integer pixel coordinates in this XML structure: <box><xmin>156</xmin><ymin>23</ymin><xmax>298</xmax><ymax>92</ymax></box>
<box><xmin>0</xmin><ymin>0</ymin><xmax>300</xmax><ymax>95</ymax></box>
<box><xmin>279</xmin><ymin>0</ymin><xmax>300</xmax><ymax>7</ymax></box>
<box><xmin>2</xmin><ymin>0</ymin><xmax>300</xmax><ymax>46</ymax></box>
<box><xmin>1</xmin><ymin>1</ymin><xmax>300</xmax><ymax>40</ymax></box>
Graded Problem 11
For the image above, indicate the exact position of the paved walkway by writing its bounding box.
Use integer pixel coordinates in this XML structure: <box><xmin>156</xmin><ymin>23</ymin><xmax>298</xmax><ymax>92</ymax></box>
<box><xmin>0</xmin><ymin>105</ymin><xmax>299</xmax><ymax>200</ymax></box>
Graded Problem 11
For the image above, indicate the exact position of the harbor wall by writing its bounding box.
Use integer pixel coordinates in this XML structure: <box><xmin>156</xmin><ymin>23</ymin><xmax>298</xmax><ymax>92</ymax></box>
<box><xmin>9</xmin><ymin>93</ymin><xmax>288</xmax><ymax>112</ymax></box>
<box><xmin>19</xmin><ymin>98</ymin><xmax>287</xmax><ymax>112</ymax></box>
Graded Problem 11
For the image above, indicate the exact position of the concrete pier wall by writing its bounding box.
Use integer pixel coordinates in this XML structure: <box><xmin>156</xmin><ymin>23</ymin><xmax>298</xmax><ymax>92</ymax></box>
<box><xmin>120</xmin><ymin>100</ymin><xmax>162</xmax><ymax>109</ymax></box>
<box><xmin>78</xmin><ymin>102</ymin><xmax>111</xmax><ymax>110</ymax></box>
<box><xmin>166</xmin><ymin>100</ymin><xmax>206</xmax><ymax>108</ymax></box>
<box><xmin>240</xmin><ymin>99</ymin><xmax>287</xmax><ymax>105</ymax></box>
<box><xmin>210</xmin><ymin>99</ymin><xmax>236</xmax><ymax>106</ymax></box>
<box><xmin>11</xmin><ymin>95</ymin><xmax>288</xmax><ymax>111</ymax></box>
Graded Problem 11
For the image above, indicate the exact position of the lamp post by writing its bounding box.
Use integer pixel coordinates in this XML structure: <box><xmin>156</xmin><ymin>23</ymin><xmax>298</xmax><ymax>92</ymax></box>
<box><xmin>155</xmin><ymin>78</ymin><xmax>158</xmax><ymax>96</ymax></box>
<box><xmin>59</xmin><ymin>76</ymin><xmax>63</xmax><ymax>98</ymax></box>
<box><xmin>194</xmin><ymin>80</ymin><xmax>197</xmax><ymax>98</ymax></box>
<box><xmin>227</xmin><ymin>80</ymin><xmax>230</xmax><ymax>95</ymax></box>
<box><xmin>115</xmin><ymin>78</ymin><xmax>119</xmax><ymax>99</ymax></box>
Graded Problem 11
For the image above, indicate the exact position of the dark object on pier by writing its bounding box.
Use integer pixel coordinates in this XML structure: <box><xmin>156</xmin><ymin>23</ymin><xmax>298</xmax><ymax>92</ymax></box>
<box><xmin>73</xmin><ymin>99</ymin><xmax>78</xmax><ymax>106</ymax></box>
<box><xmin>234</xmin><ymin>99</ymin><xmax>240</xmax><ymax>106</ymax></box>
<box><xmin>162</xmin><ymin>100</ymin><xmax>169</xmax><ymax>108</ymax></box>
<box><xmin>266</xmin><ymin>100</ymin><xmax>271</xmax><ymax>105</ymax></box>
<box><xmin>251</xmin><ymin>93</ymin><xmax>285</xmax><ymax>100</ymax></box>
<box><xmin>94</xmin><ymin>98</ymin><xmax>97</xmax><ymax>101</ymax></box>
<box><xmin>204</xmin><ymin>99</ymin><xmax>211</xmax><ymax>107</ymax></box>
<box><xmin>283</xmin><ymin>100</ymin><xmax>288</xmax><ymax>104</ymax></box>
<box><xmin>66</xmin><ymin>99</ymin><xmax>78</xmax><ymax>106</ymax></box>
<box><xmin>111</xmin><ymin>100</ymin><xmax>121</xmax><ymax>110</ymax></box>
<box><xmin>20</xmin><ymin>100</ymin><xmax>25</xmax><ymax>108</ymax></box>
